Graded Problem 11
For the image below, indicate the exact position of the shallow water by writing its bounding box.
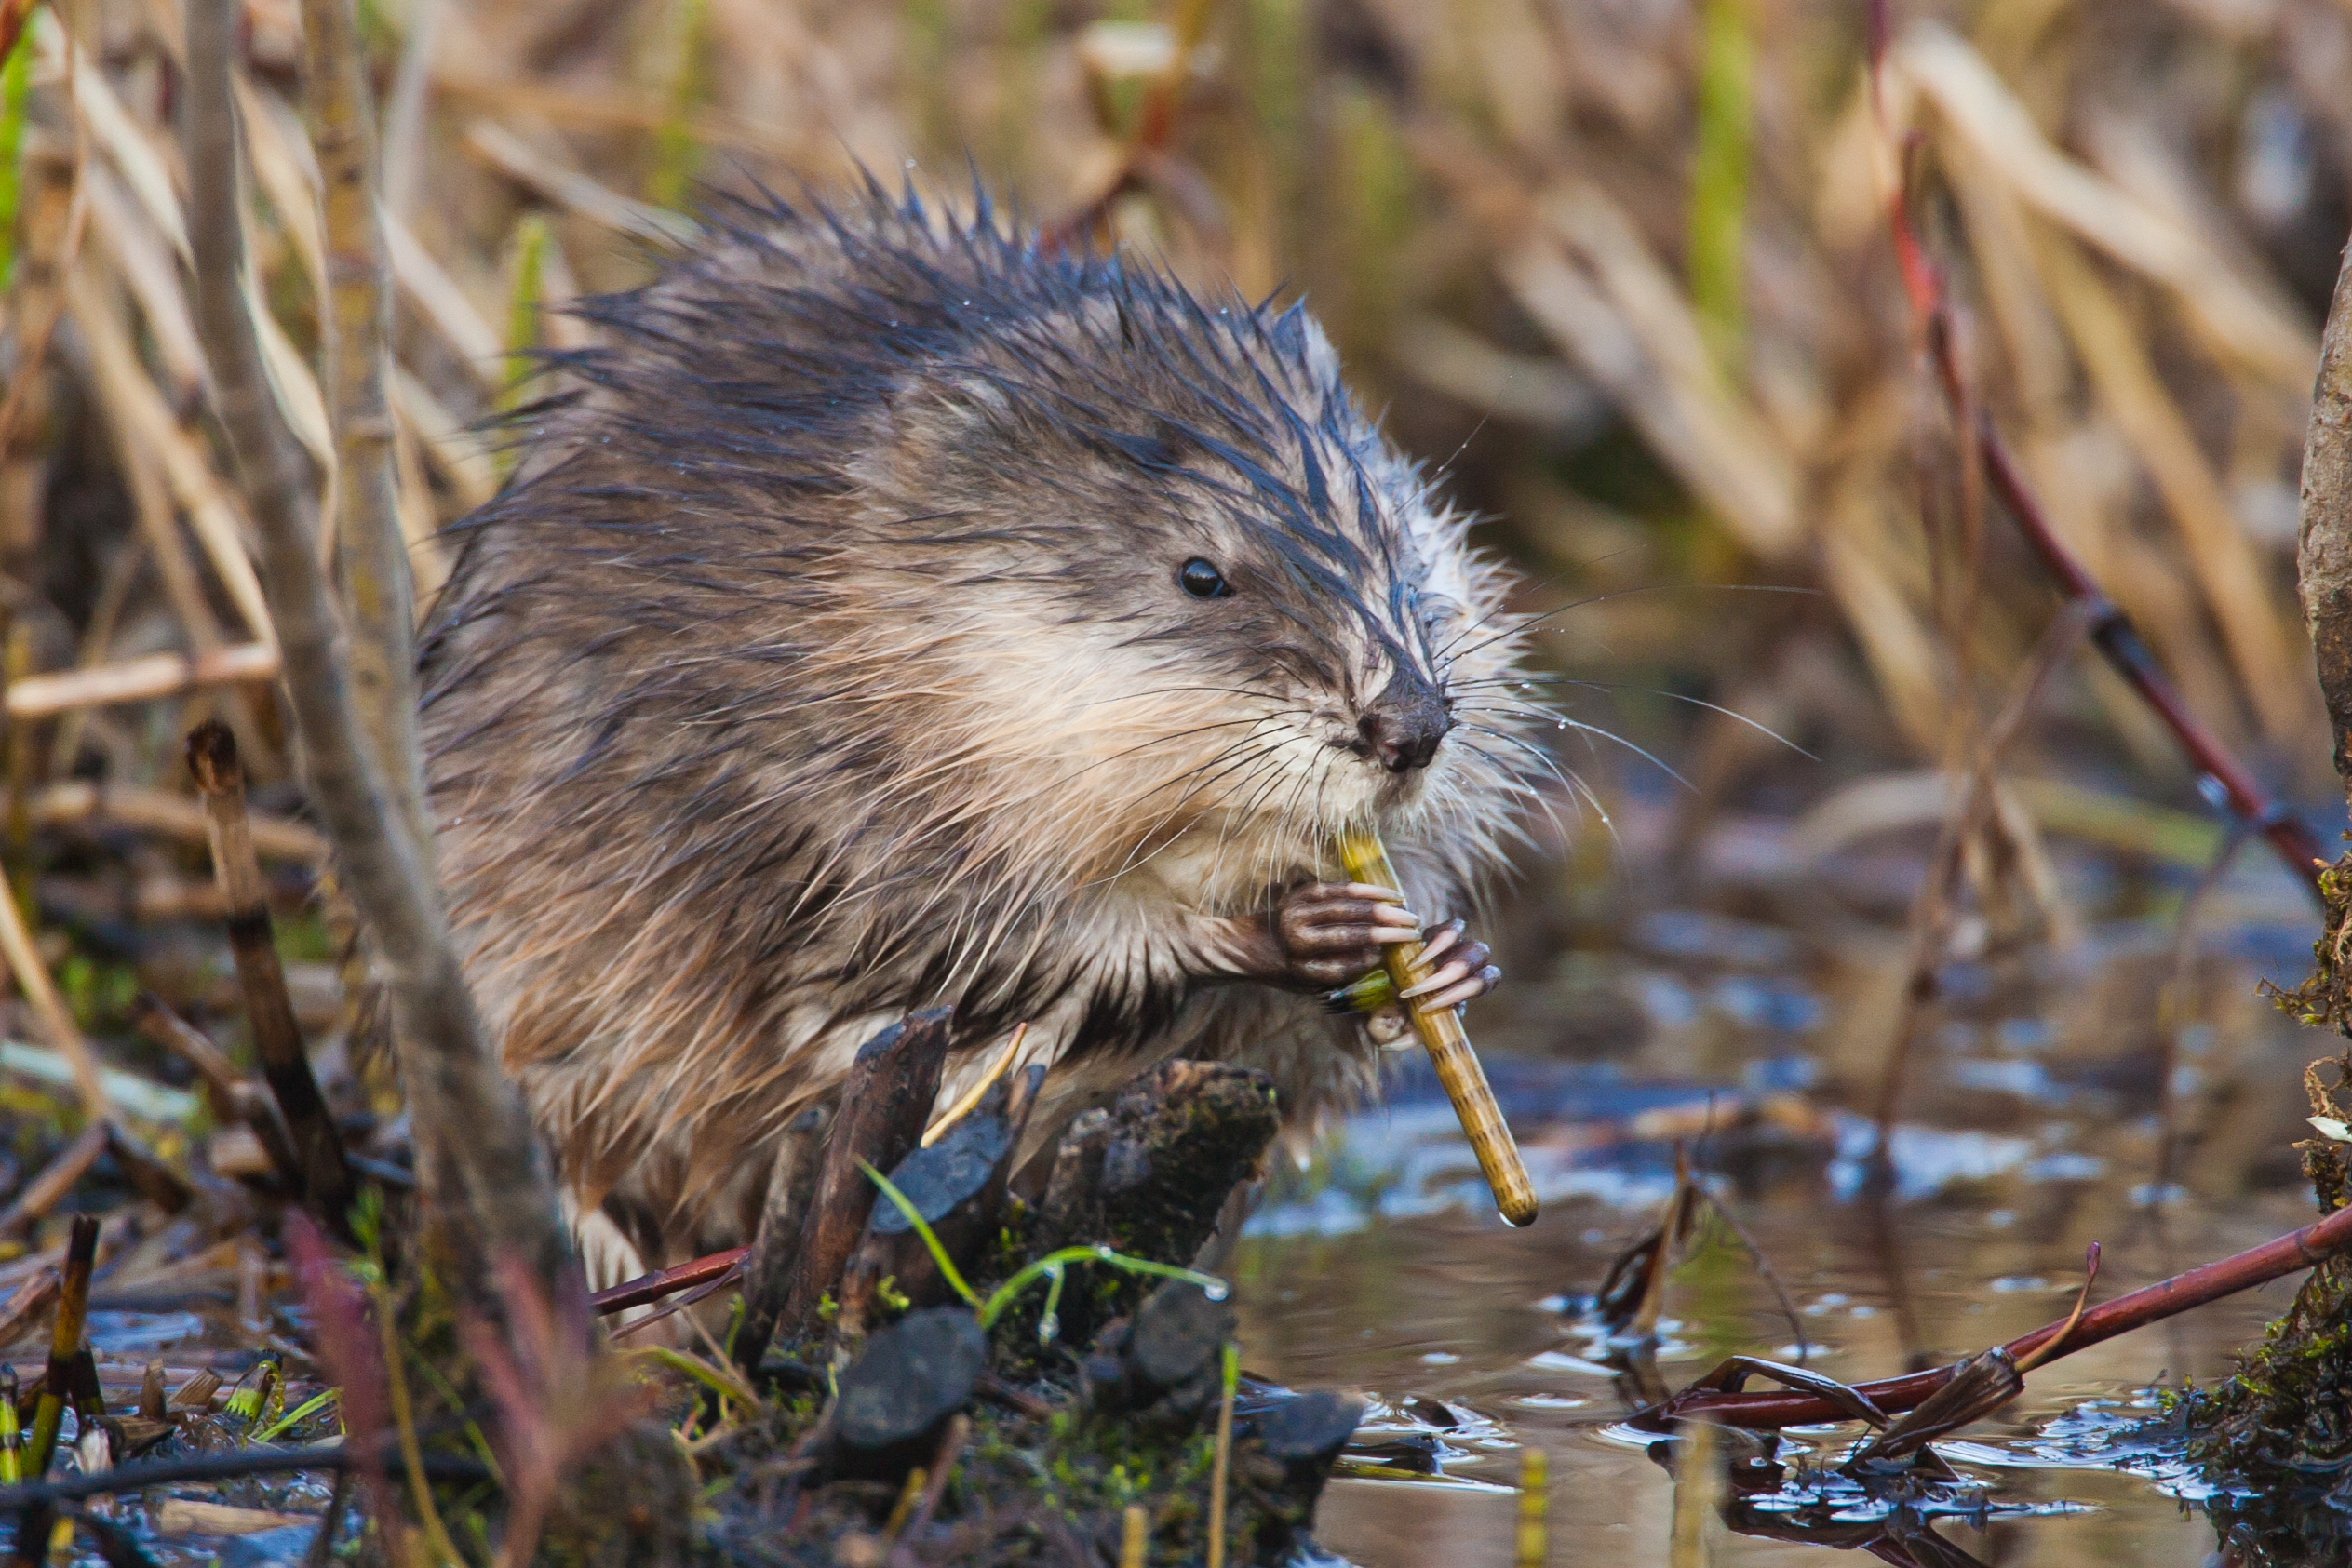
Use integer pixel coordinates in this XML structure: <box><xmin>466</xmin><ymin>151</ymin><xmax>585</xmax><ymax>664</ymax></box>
<box><xmin>1233</xmin><ymin>806</ymin><xmax>2337</xmax><ymax>1566</ymax></box>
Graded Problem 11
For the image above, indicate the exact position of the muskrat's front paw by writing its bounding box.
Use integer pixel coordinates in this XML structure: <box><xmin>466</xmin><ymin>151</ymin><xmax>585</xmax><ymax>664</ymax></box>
<box><xmin>1268</xmin><ymin>880</ymin><xmax>1423</xmax><ymax>990</ymax></box>
<box><xmin>1396</xmin><ymin>918</ymin><xmax>1501</xmax><ymax>1012</ymax></box>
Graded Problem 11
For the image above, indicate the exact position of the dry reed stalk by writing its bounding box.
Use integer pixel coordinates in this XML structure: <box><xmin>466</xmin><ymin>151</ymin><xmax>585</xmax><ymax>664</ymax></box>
<box><xmin>65</xmin><ymin>269</ymin><xmax>223</xmax><ymax>663</ymax></box>
<box><xmin>1514</xmin><ymin>1447</ymin><xmax>1547</xmax><ymax>1568</ymax></box>
<box><xmin>29</xmin><ymin>779</ymin><xmax>325</xmax><ymax>862</ymax></box>
<box><xmin>0</xmin><ymin>1125</ymin><xmax>104</xmax><ymax>1237</ymax></box>
<box><xmin>1818</xmin><ymin>478</ymin><xmax>1946</xmax><ymax>757</ymax></box>
<box><xmin>0</xmin><ymin>46</ymin><xmax>86</xmax><ymax>462</ymax></box>
<box><xmin>391</xmin><ymin>421</ymin><xmax>449</xmax><ymax>610</ymax></box>
<box><xmin>429</xmin><ymin>63</ymin><xmax>814</xmax><ymax>165</ymax></box>
<box><xmin>1664</xmin><ymin>1414</ymin><xmax>1717</xmax><ymax>1567</ymax></box>
<box><xmin>184</xmin><ymin>0</ymin><xmax>573</xmax><ymax>1298</ymax></box>
<box><xmin>64</xmin><ymin>273</ymin><xmax>278</xmax><ymax>651</ymax></box>
<box><xmin>1494</xmin><ymin>183</ymin><xmax>1800</xmax><ymax>564</ymax></box>
<box><xmin>234</xmin><ymin>76</ymin><xmax>325</xmax><ymax>295</ymax></box>
<box><xmin>383</xmin><ymin>214</ymin><xmax>504</xmax><ymax>390</ymax></box>
<box><xmin>302</xmin><ymin>0</ymin><xmax>432</xmax><ymax>864</ymax></box>
<box><xmin>79</xmin><ymin>162</ymin><xmax>206</xmax><ymax>399</ymax></box>
<box><xmin>0</xmin><ymin>1267</ymin><xmax>57</xmax><ymax>1347</ymax></box>
<box><xmin>2035</xmin><ymin>233</ymin><xmax>2309</xmax><ymax>741</ymax></box>
<box><xmin>389</xmin><ymin>367</ymin><xmax>498</xmax><ymax>510</ymax></box>
<box><xmin>0</xmin><ymin>875</ymin><xmax>105</xmax><ymax>1120</ymax></box>
<box><xmin>1204</xmin><ymin>1339</ymin><xmax>1236</xmax><ymax>1568</ymax></box>
<box><xmin>464</xmin><ymin>120</ymin><xmax>699</xmax><ymax>245</ymax></box>
<box><xmin>3</xmin><ymin>643</ymin><xmax>276</xmax><ymax>718</ymax></box>
<box><xmin>1896</xmin><ymin>20</ymin><xmax>2314</xmax><ymax>391</ymax></box>
<box><xmin>187</xmin><ymin>721</ymin><xmax>353</xmax><ymax>1220</ymax></box>
<box><xmin>379</xmin><ymin>0</ymin><xmax>439</xmax><ymax>221</ymax></box>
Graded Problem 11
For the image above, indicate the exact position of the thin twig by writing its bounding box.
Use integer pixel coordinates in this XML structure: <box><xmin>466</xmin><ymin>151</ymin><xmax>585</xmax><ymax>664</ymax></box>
<box><xmin>182</xmin><ymin>0</ymin><xmax>574</xmax><ymax>1303</ymax></box>
<box><xmin>590</xmin><ymin>1245</ymin><xmax>747</xmax><ymax>1317</ymax></box>
<box><xmin>1871</xmin><ymin>599</ymin><xmax>2097</xmax><ymax>1145</ymax></box>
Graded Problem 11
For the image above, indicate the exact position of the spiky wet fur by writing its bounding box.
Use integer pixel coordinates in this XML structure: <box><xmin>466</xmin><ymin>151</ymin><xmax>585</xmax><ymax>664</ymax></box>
<box><xmin>419</xmin><ymin>187</ymin><xmax>1551</xmax><ymax>1273</ymax></box>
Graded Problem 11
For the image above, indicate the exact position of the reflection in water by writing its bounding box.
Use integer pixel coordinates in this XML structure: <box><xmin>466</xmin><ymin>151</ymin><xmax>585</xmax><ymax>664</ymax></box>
<box><xmin>1233</xmin><ymin>814</ymin><xmax>2335</xmax><ymax>1565</ymax></box>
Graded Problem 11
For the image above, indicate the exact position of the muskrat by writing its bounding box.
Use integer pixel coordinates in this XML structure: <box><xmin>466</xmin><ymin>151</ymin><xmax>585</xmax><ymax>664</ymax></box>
<box><xmin>418</xmin><ymin>188</ymin><xmax>1549</xmax><ymax>1280</ymax></box>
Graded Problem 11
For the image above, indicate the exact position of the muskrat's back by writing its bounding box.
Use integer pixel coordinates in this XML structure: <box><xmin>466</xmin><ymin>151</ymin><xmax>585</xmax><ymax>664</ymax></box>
<box><xmin>420</xmin><ymin>189</ymin><xmax>1546</xmax><ymax>1276</ymax></box>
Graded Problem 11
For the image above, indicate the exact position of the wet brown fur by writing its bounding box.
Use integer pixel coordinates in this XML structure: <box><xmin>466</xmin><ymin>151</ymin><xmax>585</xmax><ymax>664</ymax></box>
<box><xmin>418</xmin><ymin>188</ymin><xmax>1550</xmax><ymax>1272</ymax></box>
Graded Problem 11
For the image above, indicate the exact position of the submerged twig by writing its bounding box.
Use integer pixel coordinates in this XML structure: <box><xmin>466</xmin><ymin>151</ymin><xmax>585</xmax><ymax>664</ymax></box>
<box><xmin>1643</xmin><ymin>1201</ymin><xmax>2352</xmax><ymax>1429</ymax></box>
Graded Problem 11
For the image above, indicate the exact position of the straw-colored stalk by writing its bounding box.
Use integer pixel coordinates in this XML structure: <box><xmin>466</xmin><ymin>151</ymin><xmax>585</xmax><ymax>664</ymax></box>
<box><xmin>302</xmin><ymin>0</ymin><xmax>431</xmax><ymax>863</ymax></box>
<box><xmin>0</xmin><ymin>846</ymin><xmax>106</xmax><ymax>1119</ymax></box>
<box><xmin>4</xmin><ymin>641</ymin><xmax>276</xmax><ymax>718</ymax></box>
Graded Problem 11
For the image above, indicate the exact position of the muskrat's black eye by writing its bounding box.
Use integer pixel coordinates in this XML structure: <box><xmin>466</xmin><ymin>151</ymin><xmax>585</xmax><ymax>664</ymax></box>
<box><xmin>1179</xmin><ymin>558</ymin><xmax>1231</xmax><ymax>599</ymax></box>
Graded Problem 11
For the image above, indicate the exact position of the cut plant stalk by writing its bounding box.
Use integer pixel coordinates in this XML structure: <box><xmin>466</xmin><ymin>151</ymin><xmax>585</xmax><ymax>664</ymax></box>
<box><xmin>1337</xmin><ymin>829</ymin><xmax>1536</xmax><ymax>1226</ymax></box>
<box><xmin>22</xmin><ymin>1214</ymin><xmax>98</xmax><ymax>1488</ymax></box>
<box><xmin>186</xmin><ymin>720</ymin><xmax>355</xmax><ymax>1227</ymax></box>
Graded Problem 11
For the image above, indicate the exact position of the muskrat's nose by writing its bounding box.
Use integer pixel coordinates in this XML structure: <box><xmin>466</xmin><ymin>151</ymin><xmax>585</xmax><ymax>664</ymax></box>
<box><xmin>1359</xmin><ymin>675</ymin><xmax>1451</xmax><ymax>771</ymax></box>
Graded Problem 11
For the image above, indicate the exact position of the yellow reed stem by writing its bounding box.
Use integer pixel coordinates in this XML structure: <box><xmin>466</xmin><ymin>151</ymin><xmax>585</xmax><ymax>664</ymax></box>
<box><xmin>1337</xmin><ymin>830</ymin><xmax>1538</xmax><ymax>1226</ymax></box>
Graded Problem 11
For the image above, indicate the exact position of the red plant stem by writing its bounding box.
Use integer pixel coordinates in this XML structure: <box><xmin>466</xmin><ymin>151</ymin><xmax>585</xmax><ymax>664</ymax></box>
<box><xmin>1886</xmin><ymin>102</ymin><xmax>2324</xmax><ymax>895</ymax></box>
<box><xmin>1641</xmin><ymin>1199</ymin><xmax>2352</xmax><ymax>1431</ymax></box>
<box><xmin>1972</xmin><ymin>422</ymin><xmax>2328</xmax><ymax>890</ymax></box>
<box><xmin>588</xmin><ymin>1245</ymin><xmax>747</xmax><ymax>1317</ymax></box>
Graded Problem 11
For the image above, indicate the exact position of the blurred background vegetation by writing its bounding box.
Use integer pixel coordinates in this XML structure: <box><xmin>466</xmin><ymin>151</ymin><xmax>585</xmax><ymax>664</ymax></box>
<box><xmin>14</xmin><ymin>0</ymin><xmax>2348</xmax><ymax>893</ymax></box>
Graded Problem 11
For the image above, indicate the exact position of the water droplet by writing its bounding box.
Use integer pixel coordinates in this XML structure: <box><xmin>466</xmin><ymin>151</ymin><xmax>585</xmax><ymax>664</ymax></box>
<box><xmin>1038</xmin><ymin>1312</ymin><xmax>1060</xmax><ymax>1344</ymax></box>
<box><xmin>1203</xmin><ymin>1282</ymin><xmax>1230</xmax><ymax>1301</ymax></box>
<box><xmin>1094</xmin><ymin>1245</ymin><xmax>1115</xmax><ymax>1259</ymax></box>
